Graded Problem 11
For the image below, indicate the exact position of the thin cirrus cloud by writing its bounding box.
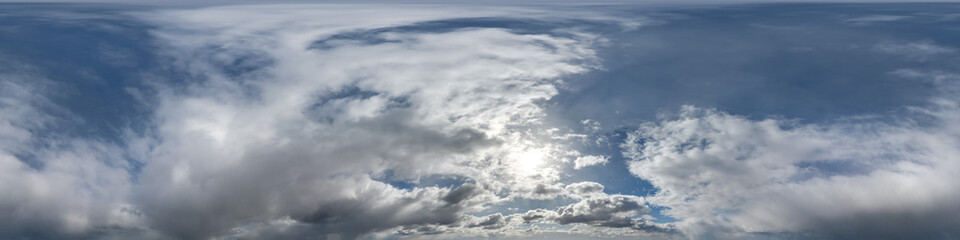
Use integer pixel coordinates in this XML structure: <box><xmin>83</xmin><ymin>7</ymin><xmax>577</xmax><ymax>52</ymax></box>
<box><xmin>0</xmin><ymin>59</ymin><xmax>141</xmax><ymax>238</ymax></box>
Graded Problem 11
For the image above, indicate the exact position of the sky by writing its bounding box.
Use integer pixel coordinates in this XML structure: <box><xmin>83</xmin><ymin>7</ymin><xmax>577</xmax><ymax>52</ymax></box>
<box><xmin>1</xmin><ymin>1</ymin><xmax>960</xmax><ymax>240</ymax></box>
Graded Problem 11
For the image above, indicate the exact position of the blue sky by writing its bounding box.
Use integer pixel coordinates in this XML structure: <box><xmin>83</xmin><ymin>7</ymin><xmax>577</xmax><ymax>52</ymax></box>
<box><xmin>1</xmin><ymin>2</ymin><xmax>960</xmax><ymax>240</ymax></box>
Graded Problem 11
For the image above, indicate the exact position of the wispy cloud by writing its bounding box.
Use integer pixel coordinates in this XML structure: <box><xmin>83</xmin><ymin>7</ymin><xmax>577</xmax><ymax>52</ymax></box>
<box><xmin>844</xmin><ymin>14</ymin><xmax>911</xmax><ymax>25</ymax></box>
<box><xmin>874</xmin><ymin>41</ymin><xmax>956</xmax><ymax>61</ymax></box>
<box><xmin>0</xmin><ymin>61</ymin><xmax>140</xmax><ymax>238</ymax></box>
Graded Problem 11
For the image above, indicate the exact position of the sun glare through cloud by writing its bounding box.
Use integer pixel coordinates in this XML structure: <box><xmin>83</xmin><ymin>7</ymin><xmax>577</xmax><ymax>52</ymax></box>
<box><xmin>1</xmin><ymin>1</ymin><xmax>960</xmax><ymax>240</ymax></box>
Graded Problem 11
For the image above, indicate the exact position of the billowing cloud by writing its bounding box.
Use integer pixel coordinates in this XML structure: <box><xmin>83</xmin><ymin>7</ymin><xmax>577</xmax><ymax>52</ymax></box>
<box><xmin>622</xmin><ymin>70</ymin><xmax>960</xmax><ymax>239</ymax></box>
<box><xmin>123</xmin><ymin>3</ymin><xmax>635</xmax><ymax>239</ymax></box>
<box><xmin>521</xmin><ymin>194</ymin><xmax>674</xmax><ymax>233</ymax></box>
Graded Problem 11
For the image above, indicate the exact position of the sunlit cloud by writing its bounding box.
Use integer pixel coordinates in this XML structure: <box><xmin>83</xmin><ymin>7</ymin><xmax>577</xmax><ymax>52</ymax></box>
<box><xmin>2</xmin><ymin>2</ymin><xmax>960</xmax><ymax>240</ymax></box>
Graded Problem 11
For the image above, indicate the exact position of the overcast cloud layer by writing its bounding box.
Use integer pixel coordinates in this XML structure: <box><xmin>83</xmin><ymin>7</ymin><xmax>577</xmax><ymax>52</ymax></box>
<box><xmin>1</xmin><ymin>2</ymin><xmax>960</xmax><ymax>240</ymax></box>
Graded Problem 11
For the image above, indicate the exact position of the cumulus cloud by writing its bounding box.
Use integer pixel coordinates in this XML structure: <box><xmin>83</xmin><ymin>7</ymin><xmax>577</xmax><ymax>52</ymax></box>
<box><xmin>521</xmin><ymin>194</ymin><xmax>674</xmax><ymax>233</ymax></box>
<box><xmin>553</xmin><ymin>195</ymin><xmax>646</xmax><ymax>226</ymax></box>
<box><xmin>564</xmin><ymin>181</ymin><xmax>605</xmax><ymax>196</ymax></box>
<box><xmin>622</xmin><ymin>70</ymin><xmax>960</xmax><ymax>239</ymax></box>
<box><xmin>573</xmin><ymin>155</ymin><xmax>609</xmax><ymax>169</ymax></box>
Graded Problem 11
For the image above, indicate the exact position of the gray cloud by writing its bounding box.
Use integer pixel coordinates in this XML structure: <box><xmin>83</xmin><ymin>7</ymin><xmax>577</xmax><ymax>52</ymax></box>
<box><xmin>573</xmin><ymin>155</ymin><xmax>609</xmax><ymax>169</ymax></box>
<box><xmin>521</xmin><ymin>194</ymin><xmax>674</xmax><ymax>233</ymax></box>
<box><xmin>564</xmin><ymin>181</ymin><xmax>605</xmax><ymax>196</ymax></box>
<box><xmin>553</xmin><ymin>195</ymin><xmax>647</xmax><ymax>225</ymax></box>
<box><xmin>467</xmin><ymin>213</ymin><xmax>509</xmax><ymax>229</ymax></box>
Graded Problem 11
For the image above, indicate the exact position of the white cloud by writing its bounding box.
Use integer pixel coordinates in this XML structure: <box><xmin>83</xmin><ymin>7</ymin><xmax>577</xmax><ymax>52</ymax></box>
<box><xmin>0</xmin><ymin>67</ymin><xmax>141</xmax><ymax>238</ymax></box>
<box><xmin>574</xmin><ymin>155</ymin><xmax>609</xmax><ymax>169</ymax></box>
<box><xmin>622</xmin><ymin>71</ymin><xmax>960</xmax><ymax>239</ymax></box>
<box><xmin>121</xmin><ymin>3</ymin><xmax>632</xmax><ymax>239</ymax></box>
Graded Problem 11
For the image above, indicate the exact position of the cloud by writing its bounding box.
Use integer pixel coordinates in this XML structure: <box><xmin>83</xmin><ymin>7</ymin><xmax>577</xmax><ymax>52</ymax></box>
<box><xmin>0</xmin><ymin>2</ymin><xmax>669</xmax><ymax>238</ymax></box>
<box><xmin>521</xmin><ymin>194</ymin><xmax>674</xmax><ymax>233</ymax></box>
<box><xmin>15</xmin><ymin>2</ymin><xmax>960</xmax><ymax>240</ymax></box>
<box><xmin>467</xmin><ymin>213</ymin><xmax>509</xmax><ymax>229</ymax></box>
<box><xmin>573</xmin><ymin>155</ymin><xmax>609</xmax><ymax>169</ymax></box>
<box><xmin>844</xmin><ymin>15</ymin><xmax>911</xmax><ymax>25</ymax></box>
<box><xmin>564</xmin><ymin>181</ymin><xmax>605</xmax><ymax>196</ymax></box>
<box><xmin>581</xmin><ymin>119</ymin><xmax>602</xmax><ymax>132</ymax></box>
<box><xmin>622</xmin><ymin>70</ymin><xmax>960</xmax><ymax>239</ymax></box>
<box><xmin>553</xmin><ymin>195</ymin><xmax>646</xmax><ymax>226</ymax></box>
<box><xmin>0</xmin><ymin>64</ymin><xmax>141</xmax><ymax>239</ymax></box>
<box><xmin>120</xmin><ymin>3</ymin><xmax>627</xmax><ymax>239</ymax></box>
<box><xmin>874</xmin><ymin>41</ymin><xmax>956</xmax><ymax>61</ymax></box>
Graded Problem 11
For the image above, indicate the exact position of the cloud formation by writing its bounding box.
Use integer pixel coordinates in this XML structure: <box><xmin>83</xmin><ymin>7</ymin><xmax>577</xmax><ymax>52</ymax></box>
<box><xmin>622</xmin><ymin>69</ymin><xmax>960</xmax><ymax>239</ymax></box>
<box><xmin>0</xmin><ymin>61</ymin><xmax>140</xmax><ymax>239</ymax></box>
<box><xmin>0</xmin><ymin>3</ymin><xmax>646</xmax><ymax>239</ymax></box>
<box><xmin>521</xmin><ymin>194</ymin><xmax>674</xmax><ymax>233</ymax></box>
<box><xmin>4</xmin><ymin>3</ymin><xmax>960</xmax><ymax>240</ymax></box>
<box><xmin>123</xmin><ymin>3</ymin><xmax>637</xmax><ymax>239</ymax></box>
